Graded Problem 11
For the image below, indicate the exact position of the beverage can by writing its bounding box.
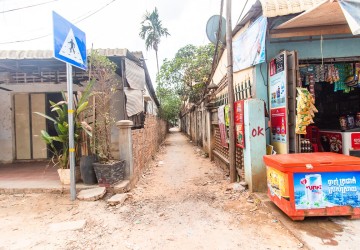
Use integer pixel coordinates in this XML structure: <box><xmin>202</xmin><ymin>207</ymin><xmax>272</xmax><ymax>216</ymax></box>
<box><xmin>339</xmin><ymin>116</ymin><xmax>348</xmax><ymax>130</ymax></box>
<box><xmin>356</xmin><ymin>112</ymin><xmax>360</xmax><ymax>128</ymax></box>
<box><xmin>347</xmin><ymin>115</ymin><xmax>355</xmax><ymax>129</ymax></box>
<box><xmin>305</xmin><ymin>174</ymin><xmax>323</xmax><ymax>208</ymax></box>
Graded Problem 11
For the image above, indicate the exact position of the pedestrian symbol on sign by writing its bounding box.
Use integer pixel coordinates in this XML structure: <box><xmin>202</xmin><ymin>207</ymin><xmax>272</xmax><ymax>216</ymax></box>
<box><xmin>69</xmin><ymin>39</ymin><xmax>75</xmax><ymax>54</ymax></box>
<box><xmin>59</xmin><ymin>28</ymin><xmax>84</xmax><ymax>65</ymax></box>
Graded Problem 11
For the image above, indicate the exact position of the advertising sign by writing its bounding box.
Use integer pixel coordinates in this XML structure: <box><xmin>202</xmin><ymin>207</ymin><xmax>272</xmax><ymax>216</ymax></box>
<box><xmin>267</xmin><ymin>167</ymin><xmax>289</xmax><ymax>200</ymax></box>
<box><xmin>351</xmin><ymin>133</ymin><xmax>360</xmax><ymax>150</ymax></box>
<box><xmin>233</xmin><ymin>16</ymin><xmax>267</xmax><ymax>72</ymax></box>
<box><xmin>269</xmin><ymin>52</ymin><xmax>288</xmax><ymax>154</ymax></box>
<box><xmin>269</xmin><ymin>71</ymin><xmax>286</xmax><ymax>109</ymax></box>
<box><xmin>234</xmin><ymin>100</ymin><xmax>245</xmax><ymax>148</ymax></box>
<box><xmin>294</xmin><ymin>172</ymin><xmax>360</xmax><ymax>209</ymax></box>
<box><xmin>319</xmin><ymin>131</ymin><xmax>343</xmax><ymax>153</ymax></box>
<box><xmin>270</xmin><ymin>107</ymin><xmax>287</xmax><ymax>143</ymax></box>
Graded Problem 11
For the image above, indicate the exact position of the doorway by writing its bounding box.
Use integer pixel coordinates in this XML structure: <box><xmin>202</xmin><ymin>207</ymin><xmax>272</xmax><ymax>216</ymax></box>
<box><xmin>14</xmin><ymin>92</ymin><xmax>63</xmax><ymax>160</ymax></box>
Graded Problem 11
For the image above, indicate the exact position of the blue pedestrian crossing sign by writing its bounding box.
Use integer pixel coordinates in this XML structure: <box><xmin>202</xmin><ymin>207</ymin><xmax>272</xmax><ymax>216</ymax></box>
<box><xmin>53</xmin><ymin>11</ymin><xmax>87</xmax><ymax>70</ymax></box>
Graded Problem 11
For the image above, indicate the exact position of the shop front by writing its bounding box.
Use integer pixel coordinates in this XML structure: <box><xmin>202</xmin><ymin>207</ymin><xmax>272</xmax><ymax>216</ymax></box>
<box><xmin>263</xmin><ymin>0</ymin><xmax>360</xmax><ymax>220</ymax></box>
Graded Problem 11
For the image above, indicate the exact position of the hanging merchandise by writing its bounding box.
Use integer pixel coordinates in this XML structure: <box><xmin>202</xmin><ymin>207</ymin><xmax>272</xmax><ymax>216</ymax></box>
<box><xmin>295</xmin><ymin>88</ymin><xmax>318</xmax><ymax>134</ymax></box>
<box><xmin>309</xmin><ymin>74</ymin><xmax>315</xmax><ymax>102</ymax></box>
<box><xmin>325</xmin><ymin>64</ymin><xmax>340</xmax><ymax>84</ymax></box>
<box><xmin>334</xmin><ymin>63</ymin><xmax>353</xmax><ymax>93</ymax></box>
<box><xmin>345</xmin><ymin>63</ymin><xmax>360</xmax><ymax>87</ymax></box>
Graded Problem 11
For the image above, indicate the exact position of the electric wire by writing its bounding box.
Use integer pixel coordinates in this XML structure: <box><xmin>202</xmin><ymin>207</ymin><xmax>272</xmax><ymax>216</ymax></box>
<box><xmin>0</xmin><ymin>0</ymin><xmax>117</xmax><ymax>45</ymax></box>
<box><xmin>0</xmin><ymin>0</ymin><xmax>56</xmax><ymax>14</ymax></box>
<box><xmin>236</xmin><ymin>0</ymin><xmax>249</xmax><ymax>25</ymax></box>
<box><xmin>208</xmin><ymin>0</ymin><xmax>224</xmax><ymax>82</ymax></box>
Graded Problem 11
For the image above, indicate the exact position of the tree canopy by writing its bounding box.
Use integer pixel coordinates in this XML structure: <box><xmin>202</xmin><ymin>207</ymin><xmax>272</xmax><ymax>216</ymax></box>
<box><xmin>139</xmin><ymin>7</ymin><xmax>170</xmax><ymax>73</ymax></box>
<box><xmin>156</xmin><ymin>43</ymin><xmax>215</xmax><ymax>123</ymax></box>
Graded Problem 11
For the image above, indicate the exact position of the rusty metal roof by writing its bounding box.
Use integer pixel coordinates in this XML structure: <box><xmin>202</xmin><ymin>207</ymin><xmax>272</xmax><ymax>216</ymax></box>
<box><xmin>260</xmin><ymin>0</ymin><xmax>325</xmax><ymax>18</ymax></box>
<box><xmin>0</xmin><ymin>48</ymin><xmax>129</xmax><ymax>60</ymax></box>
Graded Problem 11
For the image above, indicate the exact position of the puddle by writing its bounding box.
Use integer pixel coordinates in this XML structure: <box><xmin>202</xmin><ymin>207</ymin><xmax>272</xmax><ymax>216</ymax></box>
<box><xmin>263</xmin><ymin>200</ymin><xmax>346</xmax><ymax>246</ymax></box>
<box><xmin>294</xmin><ymin>217</ymin><xmax>345</xmax><ymax>246</ymax></box>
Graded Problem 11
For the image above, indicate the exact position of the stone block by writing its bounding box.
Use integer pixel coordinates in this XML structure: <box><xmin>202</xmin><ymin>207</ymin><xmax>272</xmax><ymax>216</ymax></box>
<box><xmin>107</xmin><ymin>193</ymin><xmax>129</xmax><ymax>206</ymax></box>
<box><xmin>77</xmin><ymin>187</ymin><xmax>106</xmax><ymax>201</ymax></box>
<box><xmin>226</xmin><ymin>183</ymin><xmax>246</xmax><ymax>192</ymax></box>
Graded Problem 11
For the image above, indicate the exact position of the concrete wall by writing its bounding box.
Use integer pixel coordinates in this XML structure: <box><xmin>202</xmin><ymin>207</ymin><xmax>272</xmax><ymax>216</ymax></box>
<box><xmin>131</xmin><ymin>115</ymin><xmax>167</xmax><ymax>185</ymax></box>
<box><xmin>0</xmin><ymin>92</ymin><xmax>14</xmax><ymax>163</ymax></box>
<box><xmin>255</xmin><ymin>62</ymin><xmax>271</xmax><ymax>144</ymax></box>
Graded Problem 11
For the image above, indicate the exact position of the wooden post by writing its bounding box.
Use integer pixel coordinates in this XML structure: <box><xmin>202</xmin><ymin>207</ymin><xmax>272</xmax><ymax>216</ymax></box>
<box><xmin>226</xmin><ymin>0</ymin><xmax>236</xmax><ymax>183</ymax></box>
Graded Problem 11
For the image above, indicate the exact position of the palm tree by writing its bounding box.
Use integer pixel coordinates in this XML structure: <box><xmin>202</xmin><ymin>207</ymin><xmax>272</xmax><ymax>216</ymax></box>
<box><xmin>139</xmin><ymin>7</ymin><xmax>170</xmax><ymax>74</ymax></box>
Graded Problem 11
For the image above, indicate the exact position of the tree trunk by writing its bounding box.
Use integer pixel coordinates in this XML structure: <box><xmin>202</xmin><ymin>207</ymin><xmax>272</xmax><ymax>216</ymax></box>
<box><xmin>155</xmin><ymin>49</ymin><xmax>159</xmax><ymax>75</ymax></box>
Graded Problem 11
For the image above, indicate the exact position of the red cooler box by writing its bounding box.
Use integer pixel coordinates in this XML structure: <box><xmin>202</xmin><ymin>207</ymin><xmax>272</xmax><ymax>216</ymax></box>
<box><xmin>263</xmin><ymin>152</ymin><xmax>360</xmax><ymax>221</ymax></box>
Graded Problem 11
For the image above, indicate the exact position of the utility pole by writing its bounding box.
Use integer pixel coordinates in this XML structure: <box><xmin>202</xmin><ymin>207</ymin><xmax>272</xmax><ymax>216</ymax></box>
<box><xmin>226</xmin><ymin>0</ymin><xmax>237</xmax><ymax>183</ymax></box>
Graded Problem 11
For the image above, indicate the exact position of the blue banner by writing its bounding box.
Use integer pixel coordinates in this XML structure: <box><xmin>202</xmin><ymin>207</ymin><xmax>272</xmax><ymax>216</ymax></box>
<box><xmin>233</xmin><ymin>16</ymin><xmax>267</xmax><ymax>72</ymax></box>
<box><xmin>294</xmin><ymin>172</ymin><xmax>360</xmax><ymax>209</ymax></box>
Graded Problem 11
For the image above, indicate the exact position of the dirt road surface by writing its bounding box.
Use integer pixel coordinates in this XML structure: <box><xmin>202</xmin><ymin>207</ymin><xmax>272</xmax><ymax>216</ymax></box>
<box><xmin>0</xmin><ymin>129</ymin><xmax>304</xmax><ymax>249</ymax></box>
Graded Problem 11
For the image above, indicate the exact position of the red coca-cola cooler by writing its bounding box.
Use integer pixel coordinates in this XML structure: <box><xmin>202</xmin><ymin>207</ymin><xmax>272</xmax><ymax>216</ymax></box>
<box><xmin>263</xmin><ymin>152</ymin><xmax>360</xmax><ymax>220</ymax></box>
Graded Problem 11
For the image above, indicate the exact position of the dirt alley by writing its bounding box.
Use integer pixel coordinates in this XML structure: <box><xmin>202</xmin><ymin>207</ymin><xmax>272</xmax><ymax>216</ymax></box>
<box><xmin>0</xmin><ymin>128</ymin><xmax>305</xmax><ymax>250</ymax></box>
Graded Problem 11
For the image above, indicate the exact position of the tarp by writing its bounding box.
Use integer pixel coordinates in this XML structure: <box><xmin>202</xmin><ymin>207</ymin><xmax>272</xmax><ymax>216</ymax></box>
<box><xmin>339</xmin><ymin>0</ymin><xmax>360</xmax><ymax>35</ymax></box>
<box><xmin>233</xmin><ymin>16</ymin><xmax>267</xmax><ymax>72</ymax></box>
<box><xmin>124</xmin><ymin>87</ymin><xmax>143</xmax><ymax>117</ymax></box>
<box><xmin>125</xmin><ymin>58</ymin><xmax>145</xmax><ymax>90</ymax></box>
<box><xmin>218</xmin><ymin>105</ymin><xmax>228</xmax><ymax>148</ymax></box>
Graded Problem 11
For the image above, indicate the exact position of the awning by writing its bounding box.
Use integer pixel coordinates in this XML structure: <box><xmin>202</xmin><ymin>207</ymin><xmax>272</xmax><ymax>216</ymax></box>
<box><xmin>270</xmin><ymin>0</ymin><xmax>360</xmax><ymax>38</ymax></box>
<box><xmin>339</xmin><ymin>0</ymin><xmax>360</xmax><ymax>35</ymax></box>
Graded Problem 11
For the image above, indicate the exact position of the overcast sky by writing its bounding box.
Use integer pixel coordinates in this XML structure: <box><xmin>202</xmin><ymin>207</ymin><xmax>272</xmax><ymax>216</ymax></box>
<box><xmin>0</xmin><ymin>0</ymin><xmax>253</xmax><ymax>86</ymax></box>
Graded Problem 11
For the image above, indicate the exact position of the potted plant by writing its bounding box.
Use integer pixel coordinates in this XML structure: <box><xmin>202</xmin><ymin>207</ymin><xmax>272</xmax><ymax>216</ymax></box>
<box><xmin>89</xmin><ymin>50</ymin><xmax>126</xmax><ymax>187</ymax></box>
<box><xmin>34</xmin><ymin>82</ymin><xmax>93</xmax><ymax>185</ymax></box>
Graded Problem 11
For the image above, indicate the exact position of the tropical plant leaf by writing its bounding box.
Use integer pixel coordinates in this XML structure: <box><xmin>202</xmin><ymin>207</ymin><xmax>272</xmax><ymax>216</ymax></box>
<box><xmin>40</xmin><ymin>130</ymin><xmax>53</xmax><ymax>144</ymax></box>
<box><xmin>78</xmin><ymin>79</ymin><xmax>95</xmax><ymax>107</ymax></box>
<box><xmin>51</xmin><ymin>136</ymin><xmax>66</xmax><ymax>143</ymax></box>
<box><xmin>33</xmin><ymin>112</ymin><xmax>57</xmax><ymax>123</ymax></box>
<box><xmin>57</xmin><ymin>122</ymin><xmax>68</xmax><ymax>134</ymax></box>
<box><xmin>76</xmin><ymin>101</ymin><xmax>88</xmax><ymax>115</ymax></box>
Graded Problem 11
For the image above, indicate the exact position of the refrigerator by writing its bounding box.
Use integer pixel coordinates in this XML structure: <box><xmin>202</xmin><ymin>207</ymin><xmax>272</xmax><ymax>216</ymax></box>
<box><xmin>264</xmin><ymin>152</ymin><xmax>360</xmax><ymax>220</ymax></box>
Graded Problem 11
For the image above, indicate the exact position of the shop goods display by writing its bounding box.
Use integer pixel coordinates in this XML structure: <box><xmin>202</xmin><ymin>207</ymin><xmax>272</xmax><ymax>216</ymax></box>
<box><xmin>295</xmin><ymin>88</ymin><xmax>318</xmax><ymax>134</ymax></box>
<box><xmin>300</xmin><ymin>63</ymin><xmax>360</xmax><ymax>94</ymax></box>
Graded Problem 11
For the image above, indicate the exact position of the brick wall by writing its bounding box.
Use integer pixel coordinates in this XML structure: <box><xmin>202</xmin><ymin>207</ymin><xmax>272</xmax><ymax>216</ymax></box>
<box><xmin>131</xmin><ymin>115</ymin><xmax>167</xmax><ymax>185</ymax></box>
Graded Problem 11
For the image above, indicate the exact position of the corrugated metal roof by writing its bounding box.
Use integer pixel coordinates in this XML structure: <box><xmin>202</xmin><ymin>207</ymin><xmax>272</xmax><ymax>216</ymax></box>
<box><xmin>94</xmin><ymin>48</ymin><xmax>128</xmax><ymax>57</ymax></box>
<box><xmin>0</xmin><ymin>50</ymin><xmax>53</xmax><ymax>59</ymax></box>
<box><xmin>0</xmin><ymin>48</ymin><xmax>129</xmax><ymax>60</ymax></box>
<box><xmin>260</xmin><ymin>0</ymin><xmax>325</xmax><ymax>18</ymax></box>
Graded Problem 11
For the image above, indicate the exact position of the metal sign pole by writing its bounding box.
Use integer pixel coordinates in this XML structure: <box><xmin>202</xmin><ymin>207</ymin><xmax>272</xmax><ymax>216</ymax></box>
<box><xmin>66</xmin><ymin>63</ymin><xmax>76</xmax><ymax>200</ymax></box>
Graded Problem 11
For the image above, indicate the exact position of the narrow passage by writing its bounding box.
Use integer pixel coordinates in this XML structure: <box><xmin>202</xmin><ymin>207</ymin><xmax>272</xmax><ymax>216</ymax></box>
<box><xmin>0</xmin><ymin>128</ymin><xmax>303</xmax><ymax>249</ymax></box>
<box><xmin>115</xmin><ymin>128</ymin><xmax>302</xmax><ymax>249</ymax></box>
